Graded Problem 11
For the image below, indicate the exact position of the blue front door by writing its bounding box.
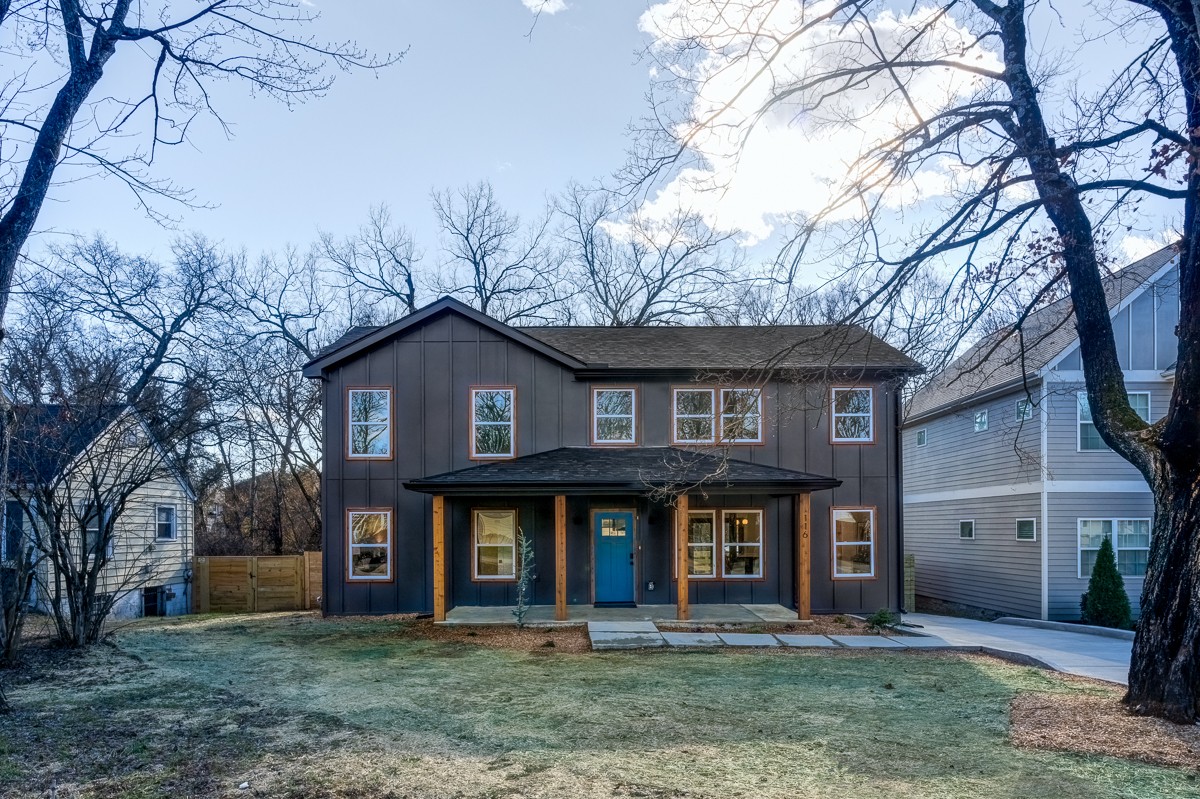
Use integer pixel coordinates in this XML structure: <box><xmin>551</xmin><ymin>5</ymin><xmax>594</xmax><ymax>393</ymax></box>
<box><xmin>594</xmin><ymin>511</ymin><xmax>635</xmax><ymax>605</ymax></box>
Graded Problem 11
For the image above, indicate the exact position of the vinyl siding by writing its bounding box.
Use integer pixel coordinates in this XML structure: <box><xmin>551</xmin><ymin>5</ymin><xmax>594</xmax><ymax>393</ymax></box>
<box><xmin>903</xmin><ymin>494</ymin><xmax>1042</xmax><ymax>617</ymax></box>
<box><xmin>1043</xmin><ymin>380</ymin><xmax>1170</xmax><ymax>482</ymax></box>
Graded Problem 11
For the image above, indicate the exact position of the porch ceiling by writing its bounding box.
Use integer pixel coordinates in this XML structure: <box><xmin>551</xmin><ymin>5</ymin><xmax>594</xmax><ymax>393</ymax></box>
<box><xmin>404</xmin><ymin>446</ymin><xmax>840</xmax><ymax>496</ymax></box>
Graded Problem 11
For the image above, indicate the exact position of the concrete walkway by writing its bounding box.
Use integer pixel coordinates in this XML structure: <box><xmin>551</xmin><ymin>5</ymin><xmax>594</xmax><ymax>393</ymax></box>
<box><xmin>586</xmin><ymin>621</ymin><xmax>954</xmax><ymax>652</ymax></box>
<box><xmin>900</xmin><ymin>613</ymin><xmax>1132</xmax><ymax>685</ymax></box>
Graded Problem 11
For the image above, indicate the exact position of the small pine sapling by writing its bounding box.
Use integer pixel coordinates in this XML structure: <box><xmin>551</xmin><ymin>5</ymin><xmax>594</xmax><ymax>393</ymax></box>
<box><xmin>1080</xmin><ymin>536</ymin><xmax>1133</xmax><ymax>629</ymax></box>
<box><xmin>512</xmin><ymin>527</ymin><xmax>535</xmax><ymax>629</ymax></box>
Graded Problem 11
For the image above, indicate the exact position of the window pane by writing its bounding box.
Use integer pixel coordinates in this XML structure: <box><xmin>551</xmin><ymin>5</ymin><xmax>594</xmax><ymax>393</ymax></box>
<box><xmin>834</xmin><ymin>415</ymin><xmax>871</xmax><ymax>440</ymax></box>
<box><xmin>1078</xmin><ymin>394</ymin><xmax>1093</xmax><ymax>423</ymax></box>
<box><xmin>835</xmin><ymin>544</ymin><xmax>873</xmax><ymax>576</ymax></box>
<box><xmin>724</xmin><ymin>513</ymin><xmax>761</xmax><ymax>544</ymax></box>
<box><xmin>1016</xmin><ymin>520</ymin><xmax>1036</xmax><ymax>540</ymax></box>
<box><xmin>675</xmin><ymin>390</ymin><xmax>713</xmax><ymax>416</ymax></box>
<box><xmin>960</xmin><ymin>521</ymin><xmax>974</xmax><ymax>539</ymax></box>
<box><xmin>351</xmin><ymin>423</ymin><xmax>390</xmax><ymax>455</ymax></box>
<box><xmin>157</xmin><ymin>506</ymin><xmax>176</xmax><ymax>539</ymax></box>
<box><xmin>1128</xmin><ymin>393</ymin><xmax>1150</xmax><ymax>422</ymax></box>
<box><xmin>723</xmin><ymin>413</ymin><xmax>761</xmax><ymax>441</ymax></box>
<box><xmin>351</xmin><ymin>546</ymin><xmax>389</xmax><ymax>577</ymax></box>
<box><xmin>596</xmin><ymin>417</ymin><xmax>634</xmax><ymax>442</ymax></box>
<box><xmin>595</xmin><ymin>390</ymin><xmax>633</xmax><ymax>416</ymax></box>
<box><xmin>475</xmin><ymin>424</ymin><xmax>512</xmax><ymax>456</ymax></box>
<box><xmin>1017</xmin><ymin>400</ymin><xmax>1033</xmax><ymax>420</ymax></box>
<box><xmin>723</xmin><ymin>545</ymin><xmax>760</xmax><ymax>576</ymax></box>
<box><xmin>916</xmin><ymin>429</ymin><xmax>927</xmax><ymax>446</ymax></box>
<box><xmin>474</xmin><ymin>390</ymin><xmax>513</xmax><ymax>423</ymax></box>
<box><xmin>974</xmin><ymin>411</ymin><xmax>988</xmax><ymax>431</ymax></box>
<box><xmin>476</xmin><ymin>545</ymin><xmax>515</xmax><ymax>577</ymax></box>
<box><xmin>1117</xmin><ymin>519</ymin><xmax>1150</xmax><ymax>549</ymax></box>
<box><xmin>834</xmin><ymin>389</ymin><xmax>870</xmax><ymax>414</ymax></box>
<box><xmin>350</xmin><ymin>513</ymin><xmax>389</xmax><ymax>545</ymax></box>
<box><xmin>1079</xmin><ymin>423</ymin><xmax>1106</xmax><ymax>450</ymax></box>
<box><xmin>350</xmin><ymin>390</ymin><xmax>389</xmax><ymax>423</ymax></box>
<box><xmin>688</xmin><ymin>545</ymin><xmax>714</xmax><ymax>576</ymax></box>
<box><xmin>687</xmin><ymin>514</ymin><xmax>715</xmax><ymax>544</ymax></box>
<box><xmin>676</xmin><ymin>418</ymin><xmax>713</xmax><ymax>442</ymax></box>
<box><xmin>1079</xmin><ymin>519</ymin><xmax>1112</xmax><ymax>549</ymax></box>
<box><xmin>4</xmin><ymin>500</ymin><xmax>22</xmax><ymax>561</ymax></box>
<box><xmin>1119</xmin><ymin>549</ymin><xmax>1148</xmax><ymax>577</ymax></box>
<box><xmin>722</xmin><ymin>389</ymin><xmax>759</xmax><ymax>415</ymax></box>
<box><xmin>1080</xmin><ymin>549</ymin><xmax>1099</xmax><ymax>577</ymax></box>
<box><xmin>476</xmin><ymin>511</ymin><xmax>515</xmax><ymax>545</ymax></box>
<box><xmin>833</xmin><ymin>510</ymin><xmax>873</xmax><ymax>543</ymax></box>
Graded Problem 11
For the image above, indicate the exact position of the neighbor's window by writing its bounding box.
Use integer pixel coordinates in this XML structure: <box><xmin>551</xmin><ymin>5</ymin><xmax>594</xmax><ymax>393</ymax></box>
<box><xmin>1079</xmin><ymin>518</ymin><xmax>1150</xmax><ymax>578</ymax></box>
<box><xmin>720</xmin><ymin>388</ymin><xmax>763</xmax><ymax>443</ymax></box>
<box><xmin>959</xmin><ymin>520</ymin><xmax>975</xmax><ymax>540</ymax></box>
<box><xmin>833</xmin><ymin>508</ymin><xmax>875</xmax><ymax>578</ymax></box>
<box><xmin>831</xmin><ymin>387</ymin><xmax>873</xmax><ymax>442</ymax></box>
<box><xmin>1078</xmin><ymin>392</ymin><xmax>1150</xmax><ymax>450</ymax></box>
<box><xmin>686</xmin><ymin>510</ymin><xmax>717</xmax><ymax>578</ymax></box>
<box><xmin>82</xmin><ymin>505</ymin><xmax>113</xmax><ymax>559</ymax></box>
<box><xmin>974</xmin><ymin>410</ymin><xmax>989</xmax><ymax>432</ymax></box>
<box><xmin>348</xmin><ymin>509</ymin><xmax>391</xmax><ymax>581</ymax></box>
<box><xmin>915</xmin><ymin>428</ymin><xmax>928</xmax><ymax>447</ymax></box>
<box><xmin>347</xmin><ymin>388</ymin><xmax>392</xmax><ymax>459</ymax></box>
<box><xmin>155</xmin><ymin>505</ymin><xmax>177</xmax><ymax>541</ymax></box>
<box><xmin>1017</xmin><ymin>399</ymin><xmax>1034</xmax><ymax>421</ymax></box>
<box><xmin>1016</xmin><ymin>518</ymin><xmax>1037</xmax><ymax>542</ymax></box>
<box><xmin>3</xmin><ymin>500</ymin><xmax>22</xmax><ymax>563</ymax></box>
<box><xmin>593</xmin><ymin>387</ymin><xmax>636</xmax><ymax>444</ymax></box>
<box><xmin>471</xmin><ymin>388</ymin><xmax>515</xmax><ymax>458</ymax></box>
<box><xmin>674</xmin><ymin>388</ymin><xmax>716</xmax><ymax>444</ymax></box>
<box><xmin>474</xmin><ymin>509</ymin><xmax>517</xmax><ymax>580</ymax></box>
<box><xmin>722</xmin><ymin>510</ymin><xmax>763</xmax><ymax>578</ymax></box>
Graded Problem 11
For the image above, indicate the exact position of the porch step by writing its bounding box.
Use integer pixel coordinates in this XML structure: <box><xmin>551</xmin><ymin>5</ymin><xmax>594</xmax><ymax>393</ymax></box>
<box><xmin>584</xmin><ymin>619</ymin><xmax>953</xmax><ymax>652</ymax></box>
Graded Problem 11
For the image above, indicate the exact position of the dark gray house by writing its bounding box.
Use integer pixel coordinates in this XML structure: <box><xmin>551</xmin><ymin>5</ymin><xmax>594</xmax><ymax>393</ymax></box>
<box><xmin>903</xmin><ymin>244</ymin><xmax>1178</xmax><ymax>620</ymax></box>
<box><xmin>303</xmin><ymin>297</ymin><xmax>920</xmax><ymax>621</ymax></box>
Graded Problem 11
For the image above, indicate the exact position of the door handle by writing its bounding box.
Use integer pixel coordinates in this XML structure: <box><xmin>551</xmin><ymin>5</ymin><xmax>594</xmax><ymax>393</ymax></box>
<box><xmin>629</xmin><ymin>553</ymin><xmax>635</xmax><ymax>564</ymax></box>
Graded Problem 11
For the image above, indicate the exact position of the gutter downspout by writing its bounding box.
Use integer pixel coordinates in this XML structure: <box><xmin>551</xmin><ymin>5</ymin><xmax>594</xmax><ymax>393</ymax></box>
<box><xmin>895</xmin><ymin>383</ymin><xmax>906</xmax><ymax>613</ymax></box>
<box><xmin>1040</xmin><ymin>377</ymin><xmax>1050</xmax><ymax>621</ymax></box>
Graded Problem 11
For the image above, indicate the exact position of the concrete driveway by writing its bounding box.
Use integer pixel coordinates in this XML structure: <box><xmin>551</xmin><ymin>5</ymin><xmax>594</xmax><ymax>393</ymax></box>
<box><xmin>901</xmin><ymin>613</ymin><xmax>1132</xmax><ymax>685</ymax></box>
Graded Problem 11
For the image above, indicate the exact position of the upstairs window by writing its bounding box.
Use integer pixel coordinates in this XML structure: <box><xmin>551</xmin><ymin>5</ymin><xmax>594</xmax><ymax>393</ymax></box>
<box><xmin>1016</xmin><ymin>518</ymin><xmax>1037</xmax><ymax>541</ymax></box>
<box><xmin>347</xmin><ymin>509</ymin><xmax>392</xmax><ymax>581</ymax></box>
<box><xmin>832</xmin><ymin>508</ymin><xmax>875</xmax><ymax>578</ymax></box>
<box><xmin>156</xmin><ymin>505</ymin><xmax>177</xmax><ymax>541</ymax></box>
<box><xmin>592</xmin><ymin>387</ymin><xmax>637</xmax><ymax>445</ymax></box>
<box><xmin>82</xmin><ymin>505</ymin><xmax>114</xmax><ymax>559</ymax></box>
<box><xmin>473</xmin><ymin>509</ymin><xmax>517</xmax><ymax>580</ymax></box>
<box><xmin>673</xmin><ymin>388</ymin><xmax>715</xmax><ymax>444</ymax></box>
<box><xmin>1079</xmin><ymin>518</ymin><xmax>1150</xmax><ymax>577</ymax></box>
<box><xmin>959</xmin><ymin>520</ymin><xmax>975</xmax><ymax>540</ymax></box>
<box><xmin>974</xmin><ymin>410</ymin><xmax>989</xmax><ymax>432</ymax></box>
<box><xmin>1078</xmin><ymin>392</ymin><xmax>1150</xmax><ymax>450</ymax></box>
<box><xmin>720</xmin><ymin>388</ymin><xmax>763</xmax><ymax>443</ymax></box>
<box><xmin>347</xmin><ymin>388</ymin><xmax>392</xmax><ymax>459</ymax></box>
<box><xmin>471</xmin><ymin>388</ymin><xmax>515</xmax><ymax>459</ymax></box>
<box><xmin>1016</xmin><ymin>399</ymin><xmax>1034</xmax><ymax>421</ymax></box>
<box><xmin>831</xmin><ymin>387</ymin><xmax>873</xmax><ymax>442</ymax></box>
<box><xmin>915</xmin><ymin>428</ymin><xmax>927</xmax><ymax>447</ymax></box>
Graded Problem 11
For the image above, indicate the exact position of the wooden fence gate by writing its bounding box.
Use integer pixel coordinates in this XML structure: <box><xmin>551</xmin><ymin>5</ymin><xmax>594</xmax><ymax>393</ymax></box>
<box><xmin>193</xmin><ymin>554</ymin><xmax>322</xmax><ymax>613</ymax></box>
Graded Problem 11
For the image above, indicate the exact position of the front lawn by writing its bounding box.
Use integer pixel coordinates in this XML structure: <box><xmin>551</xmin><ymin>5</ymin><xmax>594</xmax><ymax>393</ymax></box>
<box><xmin>1</xmin><ymin>613</ymin><xmax>1194</xmax><ymax>798</ymax></box>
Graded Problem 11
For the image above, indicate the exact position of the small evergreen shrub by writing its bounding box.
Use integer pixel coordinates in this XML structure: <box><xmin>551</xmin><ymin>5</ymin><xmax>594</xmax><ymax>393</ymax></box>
<box><xmin>866</xmin><ymin>608</ymin><xmax>898</xmax><ymax>632</ymax></box>
<box><xmin>1080</xmin><ymin>536</ymin><xmax>1133</xmax><ymax>629</ymax></box>
<box><xmin>512</xmin><ymin>527</ymin><xmax>535</xmax><ymax>629</ymax></box>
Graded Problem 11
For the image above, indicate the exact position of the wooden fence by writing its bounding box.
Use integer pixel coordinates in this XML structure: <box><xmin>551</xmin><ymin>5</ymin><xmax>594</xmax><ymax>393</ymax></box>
<box><xmin>193</xmin><ymin>553</ymin><xmax>323</xmax><ymax>613</ymax></box>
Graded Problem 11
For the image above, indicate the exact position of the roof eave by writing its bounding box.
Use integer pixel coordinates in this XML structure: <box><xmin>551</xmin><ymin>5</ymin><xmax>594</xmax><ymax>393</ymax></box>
<box><xmin>403</xmin><ymin>478</ymin><xmax>842</xmax><ymax>496</ymax></box>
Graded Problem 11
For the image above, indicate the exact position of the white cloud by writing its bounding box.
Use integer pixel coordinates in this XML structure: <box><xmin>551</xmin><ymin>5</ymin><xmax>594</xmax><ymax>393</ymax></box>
<box><xmin>1119</xmin><ymin>233</ymin><xmax>1175</xmax><ymax>263</ymax></box>
<box><xmin>635</xmin><ymin>1</ymin><xmax>1002</xmax><ymax>245</ymax></box>
<box><xmin>521</xmin><ymin>0</ymin><xmax>567</xmax><ymax>14</ymax></box>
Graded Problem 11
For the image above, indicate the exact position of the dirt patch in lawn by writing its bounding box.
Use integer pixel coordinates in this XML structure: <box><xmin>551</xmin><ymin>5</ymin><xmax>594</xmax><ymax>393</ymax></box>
<box><xmin>658</xmin><ymin>614</ymin><xmax>874</xmax><ymax>636</ymax></box>
<box><xmin>397</xmin><ymin>619</ymin><xmax>592</xmax><ymax>652</ymax></box>
<box><xmin>1012</xmin><ymin>689</ymin><xmax>1200</xmax><ymax>771</ymax></box>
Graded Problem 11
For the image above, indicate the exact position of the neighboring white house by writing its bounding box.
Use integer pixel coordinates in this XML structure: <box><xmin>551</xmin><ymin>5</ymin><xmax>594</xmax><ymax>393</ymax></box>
<box><xmin>902</xmin><ymin>244</ymin><xmax>1177</xmax><ymax>620</ymax></box>
<box><xmin>2</xmin><ymin>404</ymin><xmax>195</xmax><ymax>619</ymax></box>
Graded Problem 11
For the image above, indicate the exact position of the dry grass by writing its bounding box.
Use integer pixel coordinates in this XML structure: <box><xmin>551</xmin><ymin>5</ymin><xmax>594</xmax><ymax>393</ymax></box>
<box><xmin>401</xmin><ymin>619</ymin><xmax>592</xmax><ymax>652</ymax></box>
<box><xmin>2</xmin><ymin>612</ymin><xmax>1197</xmax><ymax>799</ymax></box>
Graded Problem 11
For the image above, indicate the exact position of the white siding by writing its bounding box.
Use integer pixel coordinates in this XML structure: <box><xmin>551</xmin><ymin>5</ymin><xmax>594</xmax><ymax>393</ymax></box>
<box><xmin>1043</xmin><ymin>379</ymin><xmax>1170</xmax><ymax>483</ymax></box>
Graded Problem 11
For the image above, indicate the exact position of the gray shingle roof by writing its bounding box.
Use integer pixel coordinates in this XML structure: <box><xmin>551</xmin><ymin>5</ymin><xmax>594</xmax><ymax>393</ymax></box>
<box><xmin>404</xmin><ymin>446</ymin><xmax>841</xmax><ymax>495</ymax></box>
<box><xmin>907</xmin><ymin>244</ymin><xmax>1179</xmax><ymax>421</ymax></box>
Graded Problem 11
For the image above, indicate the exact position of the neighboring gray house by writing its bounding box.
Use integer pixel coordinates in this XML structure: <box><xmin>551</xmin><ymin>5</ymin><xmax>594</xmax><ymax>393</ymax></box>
<box><xmin>903</xmin><ymin>244</ymin><xmax>1178</xmax><ymax>620</ymax></box>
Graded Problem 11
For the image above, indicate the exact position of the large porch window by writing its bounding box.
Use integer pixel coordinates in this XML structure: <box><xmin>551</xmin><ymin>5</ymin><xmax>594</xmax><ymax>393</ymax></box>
<box><xmin>723</xmin><ymin>509</ymin><xmax>763</xmax><ymax>578</ymax></box>
<box><xmin>676</xmin><ymin>508</ymin><xmax>763</xmax><ymax>579</ymax></box>
<box><xmin>686</xmin><ymin>510</ymin><xmax>717</xmax><ymax>578</ymax></box>
<box><xmin>347</xmin><ymin>509</ymin><xmax>392</xmax><ymax>581</ymax></box>
<box><xmin>473</xmin><ymin>509</ymin><xmax>517</xmax><ymax>580</ymax></box>
<box><xmin>832</xmin><ymin>507</ymin><xmax>875</xmax><ymax>578</ymax></box>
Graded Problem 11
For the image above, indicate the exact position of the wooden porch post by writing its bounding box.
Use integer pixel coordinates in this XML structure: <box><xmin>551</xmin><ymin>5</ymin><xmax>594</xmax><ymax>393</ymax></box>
<box><xmin>433</xmin><ymin>495</ymin><xmax>446</xmax><ymax>622</ymax></box>
<box><xmin>796</xmin><ymin>492</ymin><xmax>812</xmax><ymax>621</ymax></box>
<box><xmin>676</xmin><ymin>493</ymin><xmax>690</xmax><ymax>621</ymax></box>
<box><xmin>555</xmin><ymin>495</ymin><xmax>567</xmax><ymax>621</ymax></box>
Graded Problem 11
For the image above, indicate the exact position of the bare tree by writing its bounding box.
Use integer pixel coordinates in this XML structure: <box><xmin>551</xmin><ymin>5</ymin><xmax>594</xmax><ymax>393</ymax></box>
<box><xmin>634</xmin><ymin>0</ymin><xmax>1200</xmax><ymax>721</ymax></box>
<box><xmin>432</xmin><ymin>181</ymin><xmax>572</xmax><ymax>323</ymax></box>
<box><xmin>319</xmin><ymin>204</ymin><xmax>423</xmax><ymax>321</ymax></box>
<box><xmin>560</xmin><ymin>183</ymin><xmax>741</xmax><ymax>325</ymax></box>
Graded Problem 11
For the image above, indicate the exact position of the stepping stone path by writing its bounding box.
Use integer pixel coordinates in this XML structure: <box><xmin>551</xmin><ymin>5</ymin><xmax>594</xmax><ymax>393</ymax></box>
<box><xmin>586</xmin><ymin>621</ymin><xmax>953</xmax><ymax>651</ymax></box>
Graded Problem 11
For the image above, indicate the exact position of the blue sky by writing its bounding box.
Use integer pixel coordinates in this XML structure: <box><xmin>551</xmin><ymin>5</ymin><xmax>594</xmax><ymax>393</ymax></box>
<box><xmin>32</xmin><ymin>1</ymin><xmax>652</xmax><ymax>259</ymax></box>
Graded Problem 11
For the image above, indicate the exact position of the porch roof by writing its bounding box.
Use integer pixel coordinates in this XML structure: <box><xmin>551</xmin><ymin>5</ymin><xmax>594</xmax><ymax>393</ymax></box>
<box><xmin>404</xmin><ymin>446</ymin><xmax>841</xmax><ymax>496</ymax></box>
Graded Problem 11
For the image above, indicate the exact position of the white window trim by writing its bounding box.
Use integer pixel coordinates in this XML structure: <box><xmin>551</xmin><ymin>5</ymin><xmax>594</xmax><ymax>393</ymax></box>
<box><xmin>681</xmin><ymin>509</ymin><xmax>718</xmax><ymax>579</ymax></box>
<box><xmin>347</xmin><ymin>509</ymin><xmax>392</xmax><ymax>582</ymax></box>
<box><xmin>472</xmin><ymin>509</ymin><xmax>518</xmax><ymax>581</ymax></box>
<box><xmin>1016</xmin><ymin>399</ymin><xmax>1034</xmax><ymax>421</ymax></box>
<box><xmin>673</xmin><ymin>388</ymin><xmax>716</xmax><ymax>444</ymax></box>
<box><xmin>470</xmin><ymin>387</ymin><xmax>516</xmax><ymax>459</ymax></box>
<box><xmin>915</xmin><ymin>428</ymin><xmax>927</xmax><ymax>447</ymax></box>
<box><xmin>959</xmin><ymin>519</ymin><xmax>975</xmax><ymax>540</ymax></box>
<box><xmin>831</xmin><ymin>387</ymin><xmax>874</xmax><ymax>443</ymax></box>
<box><xmin>1015</xmin><ymin>518</ymin><xmax>1037</xmax><ymax>542</ymax></box>
<box><xmin>347</xmin><ymin>388</ymin><xmax>392</xmax><ymax>459</ymax></box>
<box><xmin>974</xmin><ymin>410</ymin><xmax>989</xmax><ymax>432</ymax></box>
<box><xmin>592</xmin><ymin>387</ymin><xmax>637</xmax><ymax>445</ymax></box>
<box><xmin>721</xmin><ymin>508</ymin><xmax>764</xmax><ymax>579</ymax></box>
<box><xmin>1077</xmin><ymin>391</ymin><xmax>1151</xmax><ymax>452</ymax></box>
<box><xmin>1077</xmin><ymin>517</ymin><xmax>1151</xmax><ymax>579</ymax></box>
<box><xmin>719</xmin><ymin>388</ymin><xmax>764</xmax><ymax>444</ymax></box>
<box><xmin>832</xmin><ymin>507</ymin><xmax>876</xmax><ymax>579</ymax></box>
<box><xmin>83</xmin><ymin>505</ymin><xmax>114</xmax><ymax>559</ymax></box>
<box><xmin>155</xmin><ymin>504</ymin><xmax>178</xmax><ymax>542</ymax></box>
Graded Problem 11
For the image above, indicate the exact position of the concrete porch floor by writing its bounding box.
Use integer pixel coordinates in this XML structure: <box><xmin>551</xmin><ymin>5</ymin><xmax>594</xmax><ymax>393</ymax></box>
<box><xmin>440</xmin><ymin>603</ymin><xmax>801</xmax><ymax>625</ymax></box>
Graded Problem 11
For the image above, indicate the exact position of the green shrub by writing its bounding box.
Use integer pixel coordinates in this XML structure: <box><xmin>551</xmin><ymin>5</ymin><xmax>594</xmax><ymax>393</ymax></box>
<box><xmin>1080</xmin><ymin>536</ymin><xmax>1133</xmax><ymax>629</ymax></box>
<box><xmin>865</xmin><ymin>608</ymin><xmax>898</xmax><ymax>632</ymax></box>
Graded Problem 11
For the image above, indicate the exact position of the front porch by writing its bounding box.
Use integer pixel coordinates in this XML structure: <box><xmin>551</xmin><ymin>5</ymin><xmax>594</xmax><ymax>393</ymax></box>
<box><xmin>441</xmin><ymin>602</ymin><xmax>801</xmax><ymax>626</ymax></box>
